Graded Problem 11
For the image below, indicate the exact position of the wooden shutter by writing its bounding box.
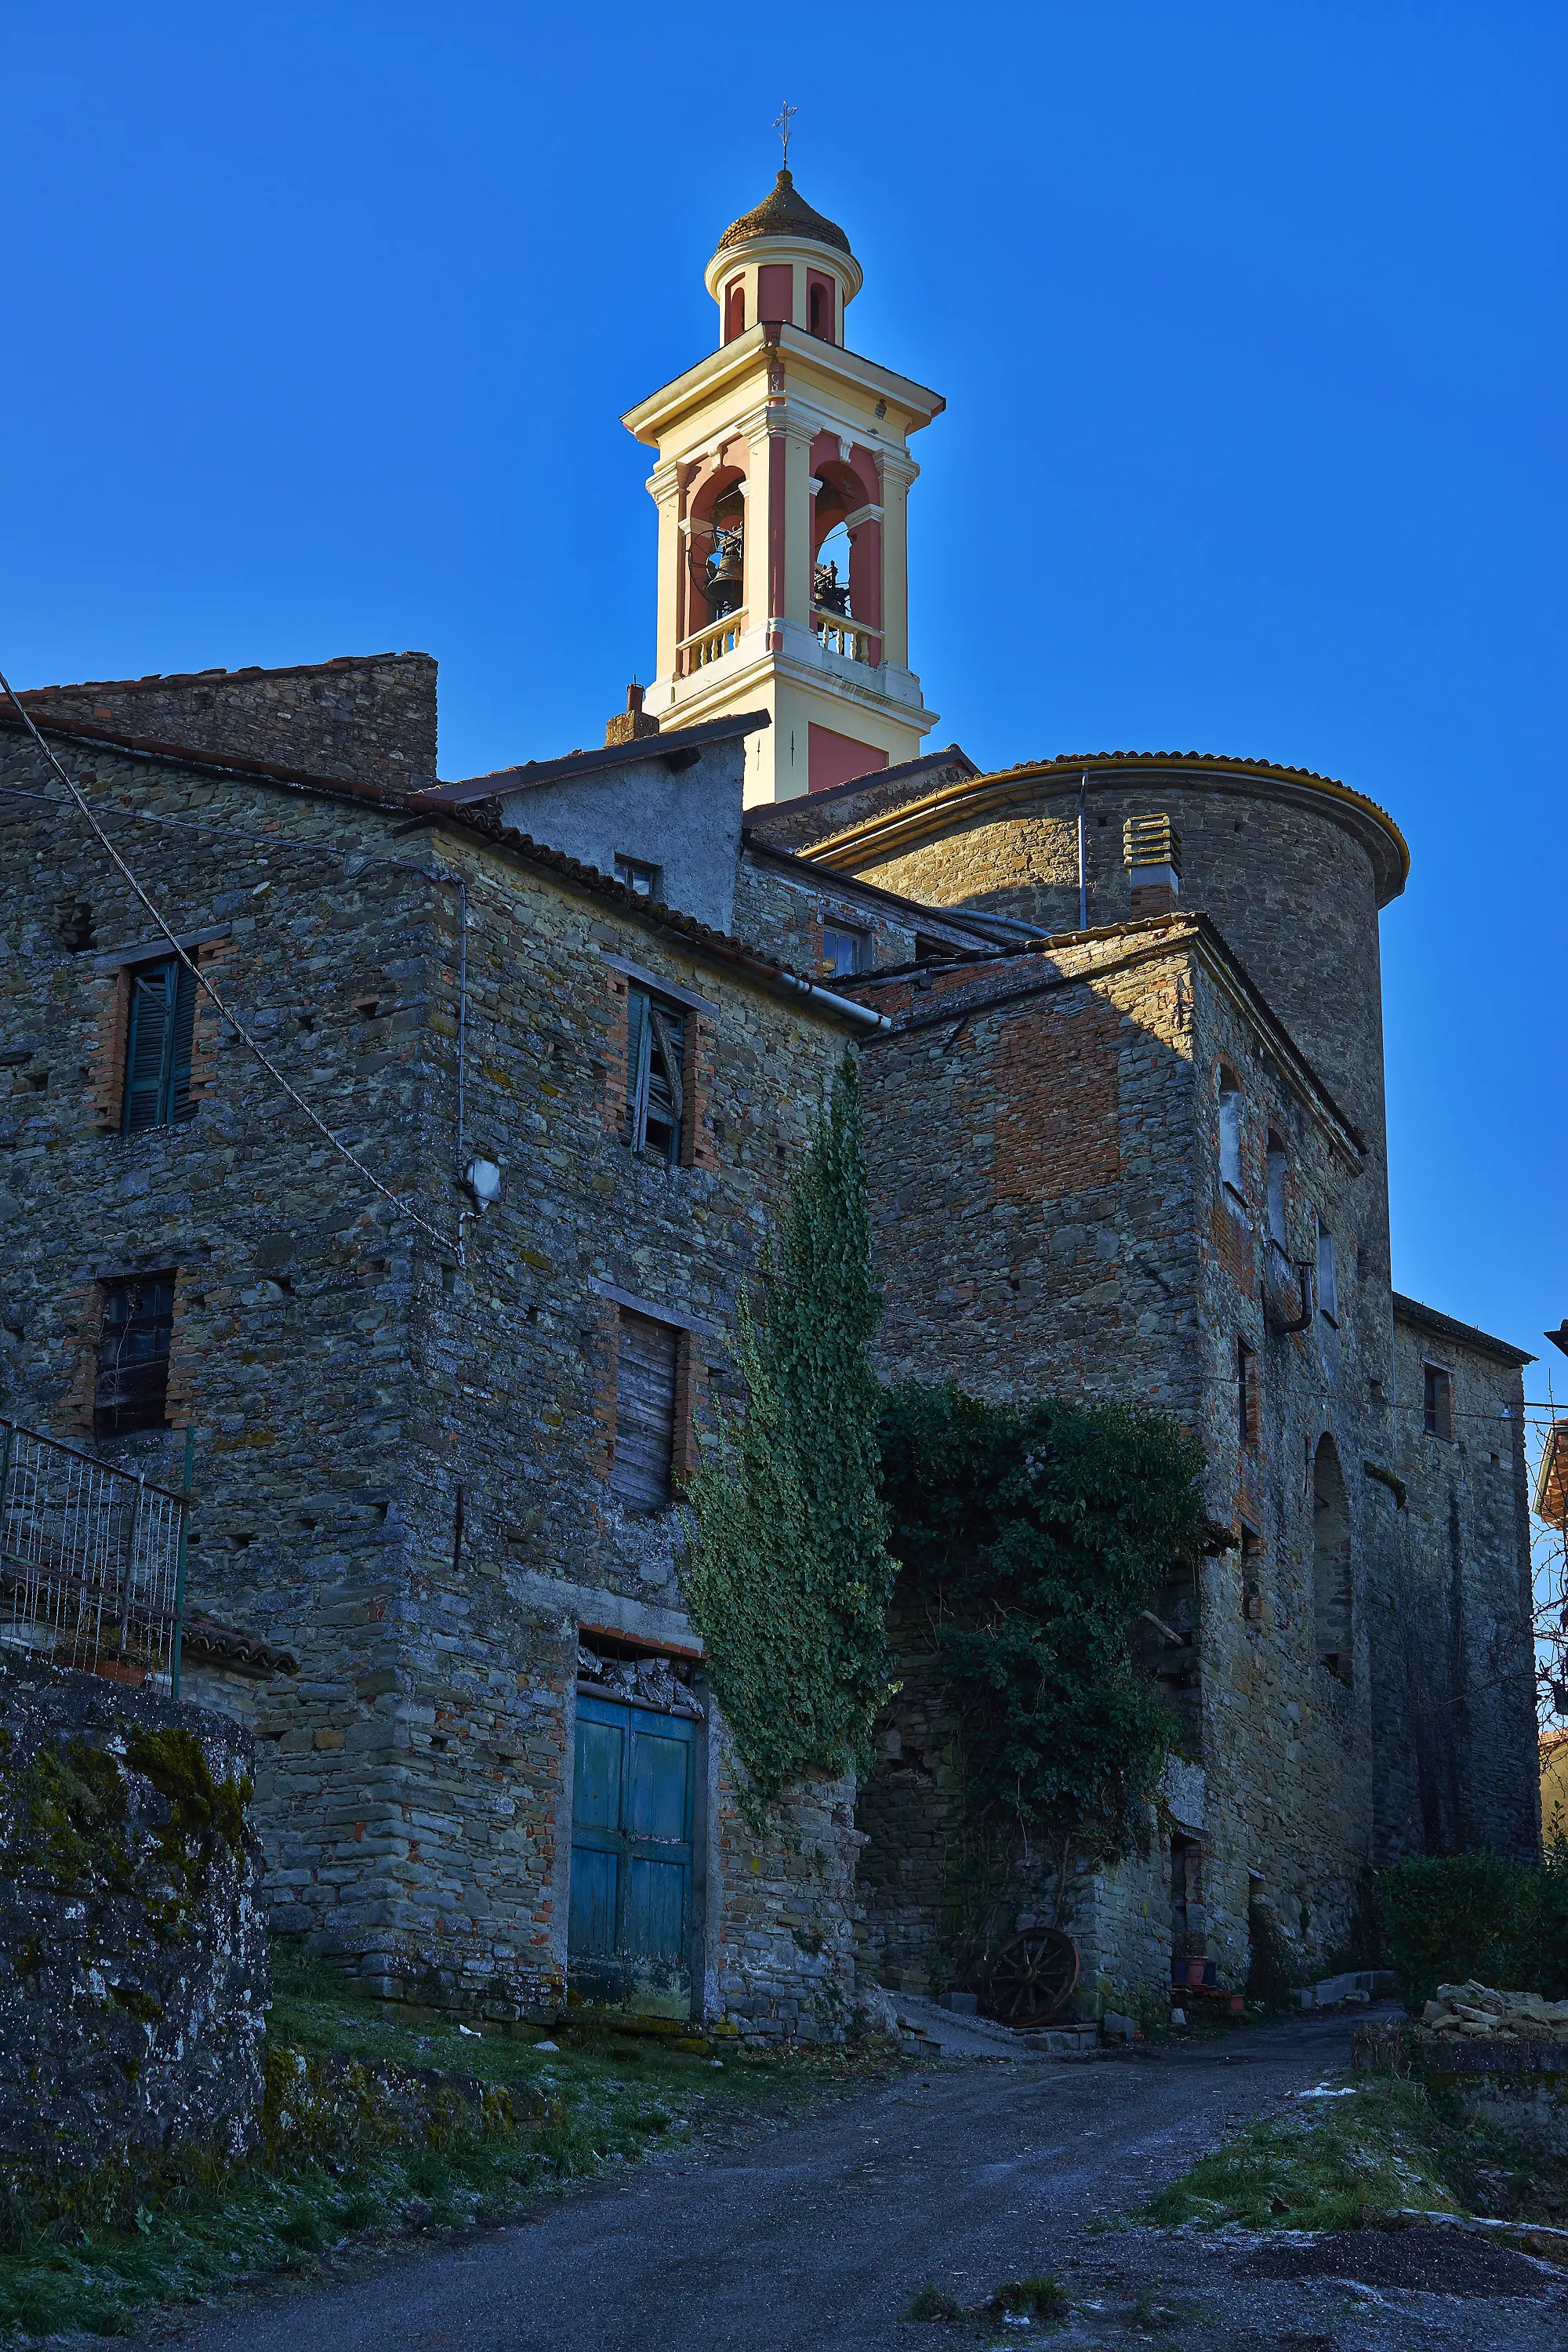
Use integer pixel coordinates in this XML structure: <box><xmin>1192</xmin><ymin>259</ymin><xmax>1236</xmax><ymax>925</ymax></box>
<box><xmin>625</xmin><ymin>986</ymin><xmax>686</xmax><ymax>1164</ymax></box>
<box><xmin>644</xmin><ymin>1004</ymin><xmax>685</xmax><ymax>1163</ymax></box>
<box><xmin>611</xmin><ymin>1311</ymin><xmax>678</xmax><ymax>1512</ymax></box>
<box><xmin>122</xmin><ymin>957</ymin><xmax>197</xmax><ymax>1133</ymax></box>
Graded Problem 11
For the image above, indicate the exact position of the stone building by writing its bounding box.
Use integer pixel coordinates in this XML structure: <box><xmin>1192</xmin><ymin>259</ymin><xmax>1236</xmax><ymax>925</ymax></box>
<box><xmin>0</xmin><ymin>686</ymin><xmax>933</xmax><ymax>2035</ymax></box>
<box><xmin>0</xmin><ymin>162</ymin><xmax>1541</xmax><ymax>2028</ymax></box>
<box><xmin>750</xmin><ymin>741</ymin><xmax>1539</xmax><ymax>1994</ymax></box>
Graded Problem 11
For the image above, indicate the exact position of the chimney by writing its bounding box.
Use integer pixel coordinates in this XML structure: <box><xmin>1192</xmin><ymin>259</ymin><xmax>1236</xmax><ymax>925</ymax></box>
<box><xmin>1123</xmin><ymin>811</ymin><xmax>1182</xmax><ymax>916</ymax></box>
<box><xmin>604</xmin><ymin>682</ymin><xmax>661</xmax><ymax>749</ymax></box>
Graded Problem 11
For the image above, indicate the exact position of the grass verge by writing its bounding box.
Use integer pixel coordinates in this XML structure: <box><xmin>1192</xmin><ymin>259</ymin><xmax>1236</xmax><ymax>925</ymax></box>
<box><xmin>0</xmin><ymin>1946</ymin><xmax>896</xmax><ymax>2340</ymax></box>
<box><xmin>1145</xmin><ymin>2074</ymin><xmax>1568</xmax><ymax>2234</ymax></box>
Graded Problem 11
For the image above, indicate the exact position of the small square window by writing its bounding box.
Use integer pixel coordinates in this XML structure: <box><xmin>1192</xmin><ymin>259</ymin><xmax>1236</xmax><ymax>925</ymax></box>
<box><xmin>615</xmin><ymin>856</ymin><xmax>662</xmax><ymax>901</ymax></box>
<box><xmin>1423</xmin><ymin>1364</ymin><xmax>1453</xmax><ymax>1441</ymax></box>
<box><xmin>822</xmin><ymin>924</ymin><xmax>867</xmax><ymax>977</ymax></box>
<box><xmin>95</xmin><ymin>1274</ymin><xmax>176</xmax><ymax>1437</ymax></box>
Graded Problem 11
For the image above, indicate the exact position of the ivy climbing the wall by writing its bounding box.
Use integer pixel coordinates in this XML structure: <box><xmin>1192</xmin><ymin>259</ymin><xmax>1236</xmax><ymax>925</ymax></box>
<box><xmin>879</xmin><ymin>1383</ymin><xmax>1206</xmax><ymax>1864</ymax></box>
<box><xmin>684</xmin><ymin>1054</ymin><xmax>895</xmax><ymax>1820</ymax></box>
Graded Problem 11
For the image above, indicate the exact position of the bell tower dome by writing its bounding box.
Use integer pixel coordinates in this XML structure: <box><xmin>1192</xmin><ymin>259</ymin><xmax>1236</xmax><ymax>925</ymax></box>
<box><xmin>622</xmin><ymin>168</ymin><xmax>944</xmax><ymax>804</ymax></box>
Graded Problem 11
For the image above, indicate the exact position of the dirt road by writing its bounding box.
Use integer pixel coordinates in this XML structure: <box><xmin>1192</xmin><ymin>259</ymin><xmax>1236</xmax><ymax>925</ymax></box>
<box><xmin>158</xmin><ymin>2013</ymin><xmax>1565</xmax><ymax>2350</ymax></box>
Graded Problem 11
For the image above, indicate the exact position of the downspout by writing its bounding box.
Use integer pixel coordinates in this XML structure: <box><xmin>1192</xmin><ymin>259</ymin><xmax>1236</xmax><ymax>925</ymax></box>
<box><xmin>1077</xmin><ymin>775</ymin><xmax>1088</xmax><ymax>932</ymax></box>
<box><xmin>455</xmin><ymin>877</ymin><xmax>468</xmax><ymax>1168</ymax></box>
<box><xmin>772</xmin><ymin>972</ymin><xmax>893</xmax><ymax>1031</ymax></box>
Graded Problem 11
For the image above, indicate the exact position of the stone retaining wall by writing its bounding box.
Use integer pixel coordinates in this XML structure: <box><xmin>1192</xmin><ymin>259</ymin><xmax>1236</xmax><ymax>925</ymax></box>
<box><xmin>0</xmin><ymin>1661</ymin><xmax>266</xmax><ymax>2190</ymax></box>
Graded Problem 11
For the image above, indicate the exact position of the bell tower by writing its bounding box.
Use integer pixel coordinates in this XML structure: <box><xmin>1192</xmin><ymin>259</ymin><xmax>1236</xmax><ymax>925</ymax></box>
<box><xmin>622</xmin><ymin>168</ymin><xmax>944</xmax><ymax>803</ymax></box>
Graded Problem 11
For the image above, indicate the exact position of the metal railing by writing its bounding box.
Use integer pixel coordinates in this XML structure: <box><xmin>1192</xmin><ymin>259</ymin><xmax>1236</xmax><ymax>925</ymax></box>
<box><xmin>0</xmin><ymin>1418</ymin><xmax>192</xmax><ymax>1693</ymax></box>
<box><xmin>677</xmin><ymin>610</ymin><xmax>746</xmax><ymax>673</ymax></box>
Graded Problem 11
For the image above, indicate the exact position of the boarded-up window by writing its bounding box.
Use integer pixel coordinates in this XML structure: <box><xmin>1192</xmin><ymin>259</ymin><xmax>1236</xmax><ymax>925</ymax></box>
<box><xmin>1236</xmin><ymin>1338</ymin><xmax>1259</xmax><ymax>1450</ymax></box>
<box><xmin>1218</xmin><ymin>1071</ymin><xmax>1244</xmax><ymax>1207</ymax></box>
<box><xmin>612</xmin><ymin>1311</ymin><xmax>679</xmax><ymax>1512</ymax></box>
<box><xmin>122</xmin><ymin>956</ymin><xmax>197</xmax><ymax>1133</ymax></box>
<box><xmin>626</xmin><ymin>987</ymin><xmax>686</xmax><ymax>1165</ymax></box>
<box><xmin>1316</xmin><ymin>1221</ymin><xmax>1338</xmax><ymax>1327</ymax></box>
<box><xmin>1423</xmin><ymin>1364</ymin><xmax>1453</xmax><ymax>1440</ymax></box>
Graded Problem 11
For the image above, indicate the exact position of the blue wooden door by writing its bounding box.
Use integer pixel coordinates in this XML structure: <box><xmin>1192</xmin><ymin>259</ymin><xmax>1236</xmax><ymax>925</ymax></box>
<box><xmin>568</xmin><ymin>1693</ymin><xmax>695</xmax><ymax>2011</ymax></box>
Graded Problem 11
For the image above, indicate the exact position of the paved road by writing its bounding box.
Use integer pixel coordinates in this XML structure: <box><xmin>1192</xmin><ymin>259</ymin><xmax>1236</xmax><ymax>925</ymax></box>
<box><xmin>161</xmin><ymin>2013</ymin><xmax>1566</xmax><ymax>2351</ymax></box>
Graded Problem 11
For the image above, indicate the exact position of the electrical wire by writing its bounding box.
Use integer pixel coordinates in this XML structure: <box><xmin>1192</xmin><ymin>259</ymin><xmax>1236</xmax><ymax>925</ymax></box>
<box><xmin>0</xmin><ymin>775</ymin><xmax>474</xmax><ymax>1168</ymax></box>
<box><xmin>0</xmin><ymin>673</ymin><xmax>459</xmax><ymax>1253</ymax></box>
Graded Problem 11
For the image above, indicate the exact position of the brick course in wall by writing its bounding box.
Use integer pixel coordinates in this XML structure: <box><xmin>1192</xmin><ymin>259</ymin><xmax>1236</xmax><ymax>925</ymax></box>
<box><xmin>848</xmin><ymin>916</ymin><xmax>1385</xmax><ymax>2004</ymax></box>
<box><xmin>2</xmin><ymin>695</ymin><xmax>1539</xmax><ymax>2036</ymax></box>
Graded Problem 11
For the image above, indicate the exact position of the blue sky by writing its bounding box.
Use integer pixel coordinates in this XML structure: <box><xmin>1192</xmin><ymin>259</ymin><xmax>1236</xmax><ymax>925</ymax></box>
<box><xmin>1</xmin><ymin>2</ymin><xmax>1562</xmax><ymax>1398</ymax></box>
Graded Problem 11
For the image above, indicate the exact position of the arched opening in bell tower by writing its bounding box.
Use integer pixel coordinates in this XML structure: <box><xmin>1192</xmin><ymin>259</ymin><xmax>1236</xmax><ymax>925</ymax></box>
<box><xmin>807</xmin><ymin>270</ymin><xmax>840</xmax><ymax>343</ymax></box>
<box><xmin>680</xmin><ymin>464</ymin><xmax>748</xmax><ymax>665</ymax></box>
<box><xmin>810</xmin><ymin>449</ymin><xmax>882</xmax><ymax>660</ymax></box>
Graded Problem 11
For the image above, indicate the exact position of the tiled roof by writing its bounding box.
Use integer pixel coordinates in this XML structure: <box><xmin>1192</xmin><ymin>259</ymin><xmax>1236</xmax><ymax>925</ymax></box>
<box><xmin>427</xmin><ymin>709</ymin><xmax>768</xmax><ymax>805</ymax></box>
<box><xmin>1392</xmin><ymin>1292</ymin><xmax>1534</xmax><ymax>1367</ymax></box>
<box><xmin>717</xmin><ymin>169</ymin><xmax>851</xmax><ymax>257</ymax></box>
<box><xmin>182</xmin><ymin>1608</ymin><xmax>300</xmax><ymax>1679</ymax></box>
<box><xmin>740</xmin><ymin>833</ymin><xmax>1026</xmax><ymax>946</ymax></box>
<box><xmin>797</xmin><ymin>746</ymin><xmax>1411</xmax><ymax>904</ymax></box>
<box><xmin>16</xmin><ymin>653</ymin><xmax>426</xmax><ymax>699</ymax></box>
<box><xmin>845</xmin><ymin>906</ymin><xmax>1367</xmax><ymax>1159</ymax></box>
<box><xmin>0</xmin><ymin>707</ymin><xmax>876</xmax><ymax>1031</ymax></box>
<box><xmin>428</xmin><ymin>802</ymin><xmax>881</xmax><ymax>1028</ymax></box>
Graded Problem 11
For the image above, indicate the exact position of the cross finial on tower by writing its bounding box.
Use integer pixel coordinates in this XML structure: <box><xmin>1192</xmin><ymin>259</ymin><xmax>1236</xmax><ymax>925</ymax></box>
<box><xmin>772</xmin><ymin>100</ymin><xmax>797</xmax><ymax>168</ymax></box>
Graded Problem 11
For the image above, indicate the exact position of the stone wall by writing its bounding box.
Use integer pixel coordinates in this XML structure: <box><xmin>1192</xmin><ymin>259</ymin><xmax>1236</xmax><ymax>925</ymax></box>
<box><xmin>744</xmin><ymin>746</ymin><xmax>979</xmax><ymax>854</ymax></box>
<box><xmin>16</xmin><ymin>653</ymin><xmax>439</xmax><ymax>791</ymax></box>
<box><xmin>799</xmin><ymin>760</ymin><xmax>1403</xmax><ymax>1487</ymax></box>
<box><xmin>0</xmin><ymin>726</ymin><xmax>868</xmax><ymax>2038</ymax></box>
<box><xmin>494</xmin><ymin>735</ymin><xmax>748</xmax><ymax>938</ymax></box>
<box><xmin>0</xmin><ymin>1661</ymin><xmax>266</xmax><ymax>2185</ymax></box>
<box><xmin>731</xmin><ymin>846</ymin><xmax>994</xmax><ymax>979</ymax></box>
<box><xmin>851</xmin><ymin>916</ymin><xmax>1381</xmax><ymax>2004</ymax></box>
<box><xmin>1372</xmin><ymin>1300</ymin><xmax>1538</xmax><ymax>1864</ymax></box>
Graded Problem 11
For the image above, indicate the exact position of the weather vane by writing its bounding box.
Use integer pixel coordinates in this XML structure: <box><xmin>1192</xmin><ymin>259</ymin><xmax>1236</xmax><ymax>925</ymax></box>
<box><xmin>772</xmin><ymin>101</ymin><xmax>797</xmax><ymax>168</ymax></box>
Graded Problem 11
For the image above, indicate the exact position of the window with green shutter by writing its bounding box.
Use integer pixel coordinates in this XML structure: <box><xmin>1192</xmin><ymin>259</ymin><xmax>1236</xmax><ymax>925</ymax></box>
<box><xmin>122</xmin><ymin>957</ymin><xmax>198</xmax><ymax>1134</ymax></box>
<box><xmin>624</xmin><ymin>985</ymin><xmax>686</xmax><ymax>1165</ymax></box>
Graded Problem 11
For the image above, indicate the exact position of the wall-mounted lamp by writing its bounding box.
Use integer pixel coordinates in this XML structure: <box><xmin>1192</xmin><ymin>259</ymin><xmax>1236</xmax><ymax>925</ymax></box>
<box><xmin>466</xmin><ymin>1157</ymin><xmax>502</xmax><ymax>1211</ymax></box>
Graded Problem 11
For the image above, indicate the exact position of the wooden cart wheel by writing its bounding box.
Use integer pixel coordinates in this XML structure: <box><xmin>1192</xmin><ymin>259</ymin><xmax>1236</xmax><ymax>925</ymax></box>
<box><xmin>980</xmin><ymin>1929</ymin><xmax>1080</xmax><ymax>2026</ymax></box>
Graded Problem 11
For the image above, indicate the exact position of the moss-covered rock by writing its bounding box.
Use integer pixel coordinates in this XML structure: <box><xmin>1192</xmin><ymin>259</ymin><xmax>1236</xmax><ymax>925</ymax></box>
<box><xmin>0</xmin><ymin>1659</ymin><xmax>266</xmax><ymax>2218</ymax></box>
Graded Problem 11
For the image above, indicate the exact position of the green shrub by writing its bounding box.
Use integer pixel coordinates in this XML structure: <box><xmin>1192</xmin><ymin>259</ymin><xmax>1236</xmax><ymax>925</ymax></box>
<box><xmin>879</xmin><ymin>1382</ymin><xmax>1204</xmax><ymax>1860</ymax></box>
<box><xmin>1377</xmin><ymin>1853</ymin><xmax>1540</xmax><ymax>2006</ymax></box>
<box><xmin>685</xmin><ymin>1054</ymin><xmax>895</xmax><ymax>1818</ymax></box>
<box><xmin>987</xmin><ymin>2274</ymin><xmax>1069</xmax><ymax>2320</ymax></box>
<box><xmin>904</xmin><ymin>2281</ymin><xmax>965</xmax><ymax>2321</ymax></box>
<box><xmin>1539</xmin><ymin>1828</ymin><xmax>1568</xmax><ymax>2000</ymax></box>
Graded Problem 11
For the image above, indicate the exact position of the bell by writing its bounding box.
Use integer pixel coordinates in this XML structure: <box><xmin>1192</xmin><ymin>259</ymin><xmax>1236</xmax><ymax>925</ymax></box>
<box><xmin>705</xmin><ymin>526</ymin><xmax>744</xmax><ymax>618</ymax></box>
<box><xmin>708</xmin><ymin>533</ymin><xmax>743</xmax><ymax>588</ymax></box>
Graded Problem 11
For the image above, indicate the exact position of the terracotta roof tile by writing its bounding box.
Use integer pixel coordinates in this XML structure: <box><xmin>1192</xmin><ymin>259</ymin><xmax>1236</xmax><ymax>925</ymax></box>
<box><xmin>15</xmin><ymin>654</ymin><xmax>426</xmax><ymax>699</ymax></box>
<box><xmin>182</xmin><ymin>1608</ymin><xmax>300</xmax><ymax>1679</ymax></box>
<box><xmin>0</xmin><ymin>708</ymin><xmax>871</xmax><ymax>1029</ymax></box>
<box><xmin>717</xmin><ymin>169</ymin><xmax>851</xmax><ymax>257</ymax></box>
